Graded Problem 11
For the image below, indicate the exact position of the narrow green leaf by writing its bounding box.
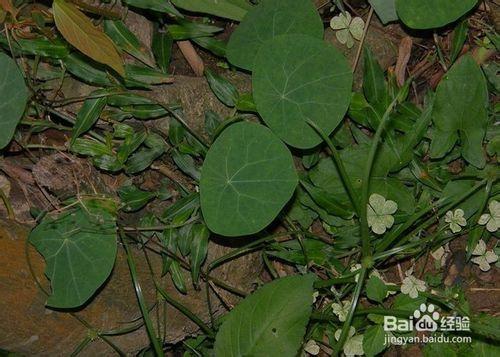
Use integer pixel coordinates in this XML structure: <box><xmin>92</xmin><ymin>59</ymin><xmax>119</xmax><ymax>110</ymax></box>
<box><xmin>93</xmin><ymin>154</ymin><xmax>123</xmax><ymax>172</ymax></box>
<box><xmin>204</xmin><ymin>110</ymin><xmax>222</xmax><ymax>138</ymax></box>
<box><xmin>118</xmin><ymin>184</ymin><xmax>157</xmax><ymax>212</ymax></box>
<box><xmin>168</xmin><ymin>21</ymin><xmax>223</xmax><ymax>40</ymax></box>
<box><xmin>107</xmin><ymin>93</ymin><xmax>155</xmax><ymax>107</ymax></box>
<box><xmin>450</xmin><ymin>20</ymin><xmax>469</xmax><ymax>63</ymax></box>
<box><xmin>161</xmin><ymin>228</ymin><xmax>177</xmax><ymax>275</ymax></box>
<box><xmin>205</xmin><ymin>69</ymin><xmax>238</xmax><ymax>107</ymax></box>
<box><xmin>151</xmin><ymin>28</ymin><xmax>173</xmax><ymax>73</ymax></box>
<box><xmin>125</xmin><ymin>132</ymin><xmax>167</xmax><ymax>174</ymax></box>
<box><xmin>177</xmin><ymin>225</ymin><xmax>193</xmax><ymax>256</ymax></box>
<box><xmin>235</xmin><ymin>92</ymin><xmax>257</xmax><ymax>112</ymax></box>
<box><xmin>192</xmin><ymin>36</ymin><xmax>226</xmax><ymax>57</ymax></box>
<box><xmin>71</xmin><ymin>138</ymin><xmax>113</xmax><ymax>157</ymax></box>
<box><xmin>63</xmin><ymin>53</ymin><xmax>114</xmax><ymax>87</ymax></box>
<box><xmin>162</xmin><ymin>192</ymin><xmax>199</xmax><ymax>222</ymax></box>
<box><xmin>189</xmin><ymin>224</ymin><xmax>209</xmax><ymax>285</ymax></box>
<box><xmin>171</xmin><ymin>0</ymin><xmax>252</xmax><ymax>21</ymax></box>
<box><xmin>124</xmin><ymin>64</ymin><xmax>172</xmax><ymax>85</ymax></box>
<box><xmin>70</xmin><ymin>90</ymin><xmax>108</xmax><ymax>145</ymax></box>
<box><xmin>301</xmin><ymin>181</ymin><xmax>354</xmax><ymax>219</ymax></box>
<box><xmin>104</xmin><ymin>20</ymin><xmax>154</xmax><ymax>67</ymax></box>
<box><xmin>172</xmin><ymin>150</ymin><xmax>200</xmax><ymax>181</ymax></box>
<box><xmin>363</xmin><ymin>47</ymin><xmax>387</xmax><ymax>106</ymax></box>
<box><xmin>122</xmin><ymin>239</ymin><xmax>164</xmax><ymax>357</ymax></box>
<box><xmin>0</xmin><ymin>35</ymin><xmax>69</xmax><ymax>58</ymax></box>
<box><xmin>122</xmin><ymin>0</ymin><xmax>182</xmax><ymax>17</ymax></box>
<box><xmin>170</xmin><ymin>260</ymin><xmax>187</xmax><ymax>294</ymax></box>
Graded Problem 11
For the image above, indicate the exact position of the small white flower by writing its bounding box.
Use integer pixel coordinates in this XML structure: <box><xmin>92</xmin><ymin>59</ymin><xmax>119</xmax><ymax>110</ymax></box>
<box><xmin>350</xmin><ymin>263</ymin><xmax>362</xmax><ymax>282</ymax></box>
<box><xmin>334</xmin><ymin>327</ymin><xmax>364</xmax><ymax>356</ymax></box>
<box><xmin>304</xmin><ymin>339</ymin><xmax>320</xmax><ymax>355</ymax></box>
<box><xmin>330</xmin><ymin>12</ymin><xmax>364</xmax><ymax>49</ymax></box>
<box><xmin>478</xmin><ymin>200</ymin><xmax>500</xmax><ymax>233</ymax></box>
<box><xmin>312</xmin><ymin>291</ymin><xmax>319</xmax><ymax>304</ymax></box>
<box><xmin>430</xmin><ymin>244</ymin><xmax>450</xmax><ymax>267</ymax></box>
<box><xmin>331</xmin><ymin>300</ymin><xmax>351</xmax><ymax>322</ymax></box>
<box><xmin>367</xmin><ymin>193</ymin><xmax>398</xmax><ymax>234</ymax></box>
<box><xmin>401</xmin><ymin>275</ymin><xmax>427</xmax><ymax>299</ymax></box>
<box><xmin>445</xmin><ymin>209</ymin><xmax>467</xmax><ymax>233</ymax></box>
<box><xmin>471</xmin><ymin>240</ymin><xmax>499</xmax><ymax>272</ymax></box>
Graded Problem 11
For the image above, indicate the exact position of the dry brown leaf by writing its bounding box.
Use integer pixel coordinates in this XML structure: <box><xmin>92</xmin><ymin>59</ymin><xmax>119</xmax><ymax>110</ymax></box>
<box><xmin>53</xmin><ymin>0</ymin><xmax>124</xmax><ymax>76</ymax></box>
<box><xmin>177</xmin><ymin>40</ymin><xmax>204</xmax><ymax>76</ymax></box>
<box><xmin>395</xmin><ymin>36</ymin><xmax>413</xmax><ymax>87</ymax></box>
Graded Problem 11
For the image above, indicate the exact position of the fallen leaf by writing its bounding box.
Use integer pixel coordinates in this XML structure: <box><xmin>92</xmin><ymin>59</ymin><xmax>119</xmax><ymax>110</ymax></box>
<box><xmin>53</xmin><ymin>0</ymin><xmax>124</xmax><ymax>76</ymax></box>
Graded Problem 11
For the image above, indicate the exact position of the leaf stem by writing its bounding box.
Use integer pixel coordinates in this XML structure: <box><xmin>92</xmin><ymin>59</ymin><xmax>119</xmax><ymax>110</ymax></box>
<box><xmin>121</xmin><ymin>234</ymin><xmax>164</xmax><ymax>357</ymax></box>
<box><xmin>359</xmin><ymin>96</ymin><xmax>400</xmax><ymax>257</ymax></box>
<box><xmin>332</xmin><ymin>267</ymin><xmax>367</xmax><ymax>356</ymax></box>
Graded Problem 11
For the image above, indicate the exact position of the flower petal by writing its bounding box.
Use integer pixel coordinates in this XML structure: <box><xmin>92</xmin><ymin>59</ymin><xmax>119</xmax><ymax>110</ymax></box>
<box><xmin>489</xmin><ymin>200</ymin><xmax>500</xmax><ymax>217</ymax></box>
<box><xmin>330</xmin><ymin>15</ymin><xmax>345</xmax><ymax>30</ymax></box>
<box><xmin>382</xmin><ymin>215</ymin><xmax>395</xmax><ymax>230</ymax></box>
<box><xmin>304</xmin><ymin>340</ymin><xmax>320</xmax><ymax>355</ymax></box>
<box><xmin>344</xmin><ymin>334</ymin><xmax>364</xmax><ymax>356</ymax></box>
<box><xmin>472</xmin><ymin>256</ymin><xmax>491</xmax><ymax>272</ymax></box>
<box><xmin>450</xmin><ymin>222</ymin><xmax>462</xmax><ymax>233</ymax></box>
<box><xmin>478</xmin><ymin>213</ymin><xmax>491</xmax><ymax>225</ymax></box>
<box><xmin>372</xmin><ymin>221</ymin><xmax>387</xmax><ymax>235</ymax></box>
<box><xmin>369</xmin><ymin>193</ymin><xmax>386</xmax><ymax>212</ymax></box>
<box><xmin>485</xmin><ymin>250</ymin><xmax>499</xmax><ymax>264</ymax></box>
<box><xmin>335</xmin><ymin>29</ymin><xmax>350</xmax><ymax>45</ymax></box>
<box><xmin>382</xmin><ymin>199</ymin><xmax>398</xmax><ymax>215</ymax></box>
<box><xmin>486</xmin><ymin>218</ymin><xmax>498</xmax><ymax>233</ymax></box>
<box><xmin>455</xmin><ymin>209</ymin><xmax>465</xmax><ymax>218</ymax></box>
<box><xmin>349</xmin><ymin>17</ymin><xmax>365</xmax><ymax>40</ymax></box>
<box><xmin>472</xmin><ymin>240</ymin><xmax>486</xmax><ymax>256</ymax></box>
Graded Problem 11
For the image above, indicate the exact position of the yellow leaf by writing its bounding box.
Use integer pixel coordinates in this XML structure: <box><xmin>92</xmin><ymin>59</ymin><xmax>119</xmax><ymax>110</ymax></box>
<box><xmin>53</xmin><ymin>0</ymin><xmax>124</xmax><ymax>76</ymax></box>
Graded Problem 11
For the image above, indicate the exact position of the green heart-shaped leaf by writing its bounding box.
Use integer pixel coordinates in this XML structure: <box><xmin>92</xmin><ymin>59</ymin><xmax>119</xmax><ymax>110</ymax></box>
<box><xmin>200</xmin><ymin>122</ymin><xmax>298</xmax><ymax>236</ymax></box>
<box><xmin>430</xmin><ymin>54</ymin><xmax>488</xmax><ymax>168</ymax></box>
<box><xmin>29</xmin><ymin>198</ymin><xmax>117</xmax><ymax>308</ymax></box>
<box><xmin>214</xmin><ymin>274</ymin><xmax>316</xmax><ymax>356</ymax></box>
<box><xmin>226</xmin><ymin>0</ymin><xmax>323</xmax><ymax>71</ymax></box>
<box><xmin>253</xmin><ymin>34</ymin><xmax>352</xmax><ymax>149</ymax></box>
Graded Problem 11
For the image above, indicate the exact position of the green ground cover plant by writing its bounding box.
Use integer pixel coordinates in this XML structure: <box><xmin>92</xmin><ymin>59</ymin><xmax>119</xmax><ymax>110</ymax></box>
<box><xmin>0</xmin><ymin>0</ymin><xmax>498</xmax><ymax>355</ymax></box>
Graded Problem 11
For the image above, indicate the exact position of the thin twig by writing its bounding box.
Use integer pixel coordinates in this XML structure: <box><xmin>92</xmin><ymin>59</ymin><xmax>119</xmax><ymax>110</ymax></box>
<box><xmin>352</xmin><ymin>7</ymin><xmax>374</xmax><ymax>72</ymax></box>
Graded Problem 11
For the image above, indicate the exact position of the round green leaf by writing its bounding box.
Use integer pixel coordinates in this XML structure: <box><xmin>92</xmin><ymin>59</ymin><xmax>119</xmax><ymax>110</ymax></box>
<box><xmin>200</xmin><ymin>122</ymin><xmax>298</xmax><ymax>236</ymax></box>
<box><xmin>214</xmin><ymin>274</ymin><xmax>316</xmax><ymax>356</ymax></box>
<box><xmin>396</xmin><ymin>0</ymin><xmax>478</xmax><ymax>29</ymax></box>
<box><xmin>0</xmin><ymin>53</ymin><xmax>28</xmax><ymax>150</ymax></box>
<box><xmin>253</xmin><ymin>34</ymin><xmax>353</xmax><ymax>149</ymax></box>
<box><xmin>226</xmin><ymin>0</ymin><xmax>323</xmax><ymax>71</ymax></box>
